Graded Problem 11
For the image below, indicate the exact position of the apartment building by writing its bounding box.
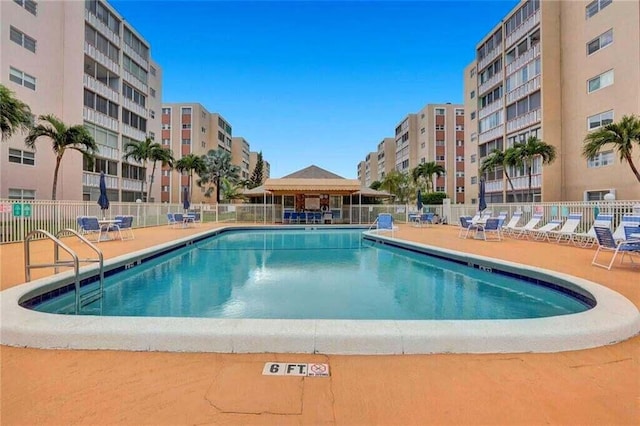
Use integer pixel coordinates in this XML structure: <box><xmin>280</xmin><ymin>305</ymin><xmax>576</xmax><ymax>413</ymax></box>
<box><xmin>393</xmin><ymin>104</ymin><xmax>465</xmax><ymax>203</ymax></box>
<box><xmin>376</xmin><ymin>137</ymin><xmax>396</xmax><ymax>181</ymax></box>
<box><xmin>363</xmin><ymin>152</ymin><xmax>379</xmax><ymax>188</ymax></box>
<box><xmin>160</xmin><ymin>103</ymin><xmax>233</xmax><ymax>204</ymax></box>
<box><xmin>465</xmin><ymin>0</ymin><xmax>640</xmax><ymax>203</ymax></box>
<box><xmin>231</xmin><ymin>137</ymin><xmax>251</xmax><ymax>181</ymax></box>
<box><xmin>1</xmin><ymin>0</ymin><xmax>162</xmax><ymax>202</ymax></box>
<box><xmin>249</xmin><ymin>151</ymin><xmax>270</xmax><ymax>183</ymax></box>
<box><xmin>357</xmin><ymin>161</ymin><xmax>366</xmax><ymax>186</ymax></box>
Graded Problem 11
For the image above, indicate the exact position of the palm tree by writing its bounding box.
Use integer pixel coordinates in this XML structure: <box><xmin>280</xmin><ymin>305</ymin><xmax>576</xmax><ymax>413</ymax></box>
<box><xmin>583</xmin><ymin>114</ymin><xmax>640</xmax><ymax>183</ymax></box>
<box><xmin>175</xmin><ymin>153</ymin><xmax>206</xmax><ymax>201</ymax></box>
<box><xmin>147</xmin><ymin>146</ymin><xmax>174</xmax><ymax>202</ymax></box>
<box><xmin>411</xmin><ymin>162</ymin><xmax>445</xmax><ymax>192</ymax></box>
<box><xmin>122</xmin><ymin>137</ymin><xmax>162</xmax><ymax>202</ymax></box>
<box><xmin>0</xmin><ymin>84</ymin><xmax>32</xmax><ymax>142</ymax></box>
<box><xmin>25</xmin><ymin>114</ymin><xmax>97</xmax><ymax>200</ymax></box>
<box><xmin>507</xmin><ymin>136</ymin><xmax>556</xmax><ymax>201</ymax></box>
<box><xmin>480</xmin><ymin>149</ymin><xmax>518</xmax><ymax>202</ymax></box>
<box><xmin>197</xmin><ymin>149</ymin><xmax>241</xmax><ymax>203</ymax></box>
<box><xmin>380</xmin><ymin>170</ymin><xmax>413</xmax><ymax>203</ymax></box>
<box><xmin>218</xmin><ymin>177</ymin><xmax>247</xmax><ymax>203</ymax></box>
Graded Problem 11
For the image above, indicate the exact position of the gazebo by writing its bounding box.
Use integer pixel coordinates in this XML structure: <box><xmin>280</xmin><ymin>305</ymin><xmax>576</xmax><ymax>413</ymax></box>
<box><xmin>243</xmin><ymin>165</ymin><xmax>391</xmax><ymax>223</ymax></box>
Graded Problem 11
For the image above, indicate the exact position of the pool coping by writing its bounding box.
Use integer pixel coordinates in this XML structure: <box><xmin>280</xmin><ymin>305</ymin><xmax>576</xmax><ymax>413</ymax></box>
<box><xmin>1</xmin><ymin>226</ymin><xmax>639</xmax><ymax>354</ymax></box>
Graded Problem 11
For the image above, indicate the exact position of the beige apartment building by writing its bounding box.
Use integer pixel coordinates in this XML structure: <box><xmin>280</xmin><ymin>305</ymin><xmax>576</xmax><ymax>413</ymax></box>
<box><xmin>465</xmin><ymin>0</ymin><xmax>640</xmax><ymax>203</ymax></box>
<box><xmin>249</xmin><ymin>151</ymin><xmax>270</xmax><ymax>183</ymax></box>
<box><xmin>231</xmin><ymin>137</ymin><xmax>251</xmax><ymax>181</ymax></box>
<box><xmin>376</xmin><ymin>137</ymin><xmax>396</xmax><ymax>182</ymax></box>
<box><xmin>160</xmin><ymin>103</ymin><xmax>233</xmax><ymax>204</ymax></box>
<box><xmin>1</xmin><ymin>0</ymin><xmax>162</xmax><ymax>202</ymax></box>
<box><xmin>393</xmin><ymin>104</ymin><xmax>465</xmax><ymax>203</ymax></box>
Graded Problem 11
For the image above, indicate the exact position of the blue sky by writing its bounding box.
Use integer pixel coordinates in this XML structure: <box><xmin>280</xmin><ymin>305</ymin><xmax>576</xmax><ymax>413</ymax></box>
<box><xmin>110</xmin><ymin>0</ymin><xmax>518</xmax><ymax>179</ymax></box>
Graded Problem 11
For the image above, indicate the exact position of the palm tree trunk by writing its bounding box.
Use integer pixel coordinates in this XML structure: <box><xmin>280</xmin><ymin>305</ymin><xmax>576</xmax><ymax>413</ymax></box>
<box><xmin>215</xmin><ymin>177</ymin><xmax>221</xmax><ymax>204</ymax></box>
<box><xmin>52</xmin><ymin>156</ymin><xmax>62</xmax><ymax>200</ymax></box>
<box><xmin>624</xmin><ymin>153</ymin><xmax>640</xmax><ymax>183</ymax></box>
<box><xmin>527</xmin><ymin>162</ymin><xmax>533</xmax><ymax>202</ymax></box>
<box><xmin>504</xmin><ymin>171</ymin><xmax>518</xmax><ymax>203</ymax></box>
<box><xmin>147</xmin><ymin>161</ymin><xmax>157</xmax><ymax>203</ymax></box>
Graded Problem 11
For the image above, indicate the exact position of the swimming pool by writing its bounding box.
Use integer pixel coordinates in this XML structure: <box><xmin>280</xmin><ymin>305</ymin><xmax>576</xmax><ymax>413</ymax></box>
<box><xmin>31</xmin><ymin>229</ymin><xmax>590</xmax><ymax>320</ymax></box>
<box><xmin>1</xmin><ymin>226</ymin><xmax>639</xmax><ymax>354</ymax></box>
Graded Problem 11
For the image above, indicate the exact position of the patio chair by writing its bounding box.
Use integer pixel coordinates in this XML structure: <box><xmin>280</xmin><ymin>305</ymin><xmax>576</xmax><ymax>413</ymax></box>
<box><xmin>282</xmin><ymin>211</ymin><xmax>292</xmax><ymax>224</ymax></box>
<box><xmin>372</xmin><ymin>213</ymin><xmax>398</xmax><ymax>237</ymax></box>
<box><xmin>613</xmin><ymin>214</ymin><xmax>640</xmax><ymax>241</ymax></box>
<box><xmin>298</xmin><ymin>212</ymin><xmax>307</xmax><ymax>224</ymax></box>
<box><xmin>510</xmin><ymin>213</ymin><xmax>543</xmax><ymax>239</ymax></box>
<box><xmin>313</xmin><ymin>212</ymin><xmax>323</xmax><ymax>224</ymax></box>
<box><xmin>573</xmin><ymin>214</ymin><xmax>613</xmax><ymax>248</ymax></box>
<box><xmin>290</xmin><ymin>212</ymin><xmax>299</xmax><ymax>224</ymax></box>
<box><xmin>530</xmin><ymin>218</ymin><xmax>564</xmax><ymax>241</ymax></box>
<box><xmin>501</xmin><ymin>212</ymin><xmax>523</xmax><ymax>237</ymax></box>
<box><xmin>592</xmin><ymin>227</ymin><xmax>640</xmax><ymax>270</ymax></box>
<box><xmin>458</xmin><ymin>216</ymin><xmax>478</xmax><ymax>239</ymax></box>
<box><xmin>167</xmin><ymin>213</ymin><xmax>179</xmax><ymax>228</ymax></box>
<box><xmin>624</xmin><ymin>226</ymin><xmax>640</xmax><ymax>241</ymax></box>
<box><xmin>81</xmin><ymin>216</ymin><xmax>117</xmax><ymax>242</ymax></box>
<box><xmin>496</xmin><ymin>211</ymin><xmax>508</xmax><ymax>228</ymax></box>
<box><xmin>547</xmin><ymin>213</ymin><xmax>583</xmax><ymax>244</ymax></box>
<box><xmin>118</xmin><ymin>215</ymin><xmax>135</xmax><ymax>240</ymax></box>
<box><xmin>420</xmin><ymin>212</ymin><xmax>435</xmax><ymax>226</ymax></box>
<box><xmin>476</xmin><ymin>218</ymin><xmax>502</xmax><ymax>241</ymax></box>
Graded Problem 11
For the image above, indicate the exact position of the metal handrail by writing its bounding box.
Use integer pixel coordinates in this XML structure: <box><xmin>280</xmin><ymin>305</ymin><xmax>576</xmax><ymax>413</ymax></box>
<box><xmin>24</xmin><ymin>228</ymin><xmax>104</xmax><ymax>314</ymax></box>
<box><xmin>55</xmin><ymin>228</ymin><xmax>104</xmax><ymax>297</ymax></box>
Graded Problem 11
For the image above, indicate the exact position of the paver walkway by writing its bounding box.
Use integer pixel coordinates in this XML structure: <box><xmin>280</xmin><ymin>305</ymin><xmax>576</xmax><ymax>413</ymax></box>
<box><xmin>1</xmin><ymin>223</ymin><xmax>638</xmax><ymax>425</ymax></box>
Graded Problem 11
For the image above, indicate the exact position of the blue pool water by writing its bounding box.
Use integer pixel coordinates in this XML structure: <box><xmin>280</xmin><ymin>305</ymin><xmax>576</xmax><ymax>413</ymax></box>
<box><xmin>33</xmin><ymin>229</ymin><xmax>590</xmax><ymax>319</ymax></box>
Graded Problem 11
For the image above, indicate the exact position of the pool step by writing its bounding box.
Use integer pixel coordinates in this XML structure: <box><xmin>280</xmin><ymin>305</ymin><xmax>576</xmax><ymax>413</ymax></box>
<box><xmin>80</xmin><ymin>289</ymin><xmax>102</xmax><ymax>307</ymax></box>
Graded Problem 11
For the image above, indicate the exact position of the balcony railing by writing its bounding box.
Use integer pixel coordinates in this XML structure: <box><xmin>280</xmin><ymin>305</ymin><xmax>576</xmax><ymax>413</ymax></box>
<box><xmin>122</xmin><ymin>69</ymin><xmax>148</xmax><ymax>94</ymax></box>
<box><xmin>97</xmin><ymin>144</ymin><xmax>120</xmax><ymax>161</ymax></box>
<box><xmin>485</xmin><ymin>179</ymin><xmax>504</xmax><ymax>192</ymax></box>
<box><xmin>478</xmin><ymin>124</ymin><xmax>504</xmax><ymax>144</ymax></box>
<box><xmin>84</xmin><ymin>42</ymin><xmax>119</xmax><ymax>74</ymax></box>
<box><xmin>478</xmin><ymin>71</ymin><xmax>503</xmax><ymax>96</ymax></box>
<box><xmin>123</xmin><ymin>44</ymin><xmax>149</xmax><ymax>70</ymax></box>
<box><xmin>478</xmin><ymin>99</ymin><xmax>504</xmax><ymax>119</ymax></box>
<box><xmin>477</xmin><ymin>43</ymin><xmax>503</xmax><ymax>71</ymax></box>
<box><xmin>506</xmin><ymin>75</ymin><xmax>541</xmax><ymax>104</ymax></box>
<box><xmin>506</xmin><ymin>109</ymin><xmax>541</xmax><ymax>133</ymax></box>
<box><xmin>122</xmin><ymin>178</ymin><xmax>143</xmax><ymax>192</ymax></box>
<box><xmin>83</xmin><ymin>172</ymin><xmax>118</xmax><ymax>189</ymax></box>
<box><xmin>84</xmin><ymin>9</ymin><xmax>120</xmax><ymax>45</ymax></box>
<box><xmin>506</xmin><ymin>43</ymin><xmax>541</xmax><ymax>76</ymax></box>
<box><xmin>510</xmin><ymin>174</ymin><xmax>541</xmax><ymax>190</ymax></box>
<box><xmin>122</xmin><ymin>124</ymin><xmax>146</xmax><ymax>142</ymax></box>
<box><xmin>505</xmin><ymin>9</ymin><xmax>541</xmax><ymax>48</ymax></box>
<box><xmin>123</xmin><ymin>98</ymin><xmax>147</xmax><ymax>118</ymax></box>
<box><xmin>83</xmin><ymin>107</ymin><xmax>119</xmax><ymax>132</ymax></box>
<box><xmin>83</xmin><ymin>74</ymin><xmax>119</xmax><ymax>104</ymax></box>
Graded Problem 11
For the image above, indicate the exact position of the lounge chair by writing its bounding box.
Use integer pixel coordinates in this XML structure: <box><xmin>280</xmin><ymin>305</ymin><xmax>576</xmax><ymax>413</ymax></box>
<box><xmin>298</xmin><ymin>212</ymin><xmax>307</xmax><ymax>224</ymax></box>
<box><xmin>372</xmin><ymin>213</ymin><xmax>398</xmax><ymax>237</ymax></box>
<box><xmin>117</xmin><ymin>215</ymin><xmax>135</xmax><ymax>240</ymax></box>
<box><xmin>573</xmin><ymin>214</ymin><xmax>614</xmax><ymax>248</ymax></box>
<box><xmin>530</xmin><ymin>218</ymin><xmax>564</xmax><ymax>241</ymax></box>
<box><xmin>510</xmin><ymin>213</ymin><xmax>543</xmax><ymax>239</ymax></box>
<box><xmin>592</xmin><ymin>227</ymin><xmax>640</xmax><ymax>270</ymax></box>
<box><xmin>282</xmin><ymin>211</ymin><xmax>292</xmax><ymax>224</ymax></box>
<box><xmin>458</xmin><ymin>216</ymin><xmax>479</xmax><ymax>239</ymax></box>
<box><xmin>547</xmin><ymin>213</ymin><xmax>583</xmax><ymax>244</ymax></box>
<box><xmin>501</xmin><ymin>212</ymin><xmax>523</xmax><ymax>237</ymax></box>
<box><xmin>167</xmin><ymin>213</ymin><xmax>179</xmax><ymax>228</ymax></box>
<box><xmin>613</xmin><ymin>214</ymin><xmax>640</xmax><ymax>241</ymax></box>
<box><xmin>476</xmin><ymin>218</ymin><xmax>502</xmax><ymax>241</ymax></box>
<box><xmin>496</xmin><ymin>211</ymin><xmax>508</xmax><ymax>228</ymax></box>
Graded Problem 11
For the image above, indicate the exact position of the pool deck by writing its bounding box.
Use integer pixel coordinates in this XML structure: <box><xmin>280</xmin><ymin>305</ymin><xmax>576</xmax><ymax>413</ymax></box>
<box><xmin>1</xmin><ymin>222</ymin><xmax>638</xmax><ymax>425</ymax></box>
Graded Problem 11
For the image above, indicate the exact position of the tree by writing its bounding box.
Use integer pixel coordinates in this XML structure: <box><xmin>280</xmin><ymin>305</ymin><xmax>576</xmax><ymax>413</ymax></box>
<box><xmin>411</xmin><ymin>162</ymin><xmax>445</xmax><ymax>192</ymax></box>
<box><xmin>197</xmin><ymin>149</ymin><xmax>241</xmax><ymax>203</ymax></box>
<box><xmin>25</xmin><ymin>114</ymin><xmax>97</xmax><ymax>200</ymax></box>
<box><xmin>0</xmin><ymin>84</ymin><xmax>32</xmax><ymax>142</ymax></box>
<box><xmin>369</xmin><ymin>180</ymin><xmax>382</xmax><ymax>190</ymax></box>
<box><xmin>147</xmin><ymin>146</ymin><xmax>174</xmax><ymax>202</ymax></box>
<box><xmin>249</xmin><ymin>151</ymin><xmax>264</xmax><ymax>188</ymax></box>
<box><xmin>218</xmin><ymin>177</ymin><xmax>248</xmax><ymax>203</ymax></box>
<box><xmin>583</xmin><ymin>114</ymin><xmax>640</xmax><ymax>183</ymax></box>
<box><xmin>380</xmin><ymin>170</ymin><xmax>413</xmax><ymax>203</ymax></box>
<box><xmin>506</xmin><ymin>136</ymin><xmax>556</xmax><ymax>201</ymax></box>
<box><xmin>175</xmin><ymin>153</ymin><xmax>206</xmax><ymax>201</ymax></box>
<box><xmin>480</xmin><ymin>149</ymin><xmax>518</xmax><ymax>202</ymax></box>
<box><xmin>123</xmin><ymin>137</ymin><xmax>173</xmax><ymax>202</ymax></box>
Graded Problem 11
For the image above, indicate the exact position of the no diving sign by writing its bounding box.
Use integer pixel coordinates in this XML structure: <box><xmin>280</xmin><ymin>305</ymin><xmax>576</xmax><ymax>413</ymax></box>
<box><xmin>262</xmin><ymin>362</ymin><xmax>330</xmax><ymax>377</ymax></box>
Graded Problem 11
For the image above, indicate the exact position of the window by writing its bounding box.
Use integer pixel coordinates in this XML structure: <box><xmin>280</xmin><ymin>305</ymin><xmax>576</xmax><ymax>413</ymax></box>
<box><xmin>436</xmin><ymin>140</ymin><xmax>445</xmax><ymax>146</ymax></box>
<box><xmin>161</xmin><ymin>185</ymin><xmax>169</xmax><ymax>192</ymax></box>
<box><xmin>150</xmin><ymin>88</ymin><xmax>156</xmax><ymax>98</ymax></box>
<box><xmin>162</xmin><ymin>107</ymin><xmax>171</xmax><ymax>114</ymax></box>
<box><xmin>470</xmin><ymin>68</ymin><xmax>476</xmax><ymax>78</ymax></box>
<box><xmin>470</xmin><ymin>112</ymin><xmax>476</xmax><ymax>120</ymax></box>
<box><xmin>586</xmin><ymin>0</ymin><xmax>612</xmax><ymax>19</ymax></box>
<box><xmin>9</xmin><ymin>67</ymin><xmax>35</xmax><ymax>90</ymax></box>
<box><xmin>435</xmin><ymin>124</ymin><xmax>444</xmax><ymax>131</ymax></box>
<box><xmin>13</xmin><ymin>0</ymin><xmax>37</xmax><ymax>15</ymax></box>
<box><xmin>588</xmin><ymin>70</ymin><xmax>614</xmax><ymax>93</ymax></box>
<box><xmin>123</xmin><ymin>55</ymin><xmax>148</xmax><ymax>84</ymax></box>
<box><xmin>8</xmin><ymin>148</ymin><xmax>35</xmax><ymax>165</ymax></box>
<box><xmin>201</xmin><ymin>127</ymin><xmax>206</xmax><ymax>133</ymax></box>
<box><xmin>122</xmin><ymin>108</ymin><xmax>147</xmax><ymax>132</ymax></box>
<box><xmin>182</xmin><ymin>139</ymin><xmax>191</xmax><ymax>145</ymax></box>
<box><xmin>84</xmin><ymin>89</ymin><xmax>118</xmax><ymax>119</ymax></box>
<box><xmin>149</xmin><ymin>110</ymin><xmax>155</xmax><ymax>119</ymax></box>
<box><xmin>420</xmin><ymin>127</ymin><xmax>425</xmax><ymax>134</ymax></box>
<box><xmin>162</xmin><ymin>138</ymin><xmax>170</xmax><ymax>145</ymax></box>
<box><xmin>436</xmin><ymin>186</ymin><xmax>445</xmax><ymax>192</ymax></box>
<box><xmin>456</xmin><ymin>187</ymin><xmax>465</xmax><ymax>193</ymax></box>
<box><xmin>182</xmin><ymin>123</ymin><xmax>191</xmax><ymax>129</ymax></box>
<box><xmin>457</xmin><ymin>140</ymin><xmax>464</xmax><ymax>147</ymax></box>
<box><xmin>150</xmin><ymin>66</ymin><xmax>156</xmax><ymax>76</ymax></box>
<box><xmin>456</xmin><ymin>156</ymin><xmax>464</xmax><ymax>162</ymax></box>
<box><xmin>585</xmin><ymin>190</ymin><xmax>613</xmax><ymax>201</ymax></box>
<box><xmin>455</xmin><ymin>109</ymin><xmax>464</xmax><ymax>116</ymax></box>
<box><xmin>8</xmin><ymin>188</ymin><xmax>35</xmax><ymax>200</ymax></box>
<box><xmin>587</xmin><ymin>150</ymin><xmax>614</xmax><ymax>168</ymax></box>
<box><xmin>181</xmin><ymin>107</ymin><xmax>192</xmax><ymax>115</ymax></box>
<box><xmin>471</xmin><ymin>176</ymin><xmax>477</xmax><ymax>184</ymax></box>
<box><xmin>587</xmin><ymin>29</ymin><xmax>613</xmax><ymax>55</ymax></box>
<box><xmin>10</xmin><ymin>26</ymin><xmax>36</xmax><ymax>52</ymax></box>
<box><xmin>436</xmin><ymin>155</ymin><xmax>445</xmax><ymax>161</ymax></box>
<box><xmin>471</xmin><ymin>154</ymin><xmax>477</xmax><ymax>163</ymax></box>
<box><xmin>85</xmin><ymin>156</ymin><xmax>118</xmax><ymax>175</ymax></box>
<box><xmin>123</xmin><ymin>27</ymin><xmax>149</xmax><ymax>60</ymax></box>
<box><xmin>162</xmin><ymin>124</ymin><xmax>170</xmax><ymax>130</ymax></box>
<box><xmin>435</xmin><ymin>108</ymin><xmax>445</xmax><ymax>115</ymax></box>
<box><xmin>588</xmin><ymin>110</ymin><xmax>614</xmax><ymax>130</ymax></box>
<box><xmin>470</xmin><ymin>90</ymin><xmax>475</xmax><ymax>99</ymax></box>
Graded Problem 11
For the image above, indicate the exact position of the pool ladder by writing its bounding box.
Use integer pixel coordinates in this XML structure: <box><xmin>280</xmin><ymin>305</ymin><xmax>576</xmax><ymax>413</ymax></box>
<box><xmin>24</xmin><ymin>228</ymin><xmax>104</xmax><ymax>314</ymax></box>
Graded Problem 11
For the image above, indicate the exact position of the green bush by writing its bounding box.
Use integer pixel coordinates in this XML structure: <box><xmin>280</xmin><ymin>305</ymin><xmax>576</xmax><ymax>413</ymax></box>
<box><xmin>423</xmin><ymin>192</ymin><xmax>448</xmax><ymax>205</ymax></box>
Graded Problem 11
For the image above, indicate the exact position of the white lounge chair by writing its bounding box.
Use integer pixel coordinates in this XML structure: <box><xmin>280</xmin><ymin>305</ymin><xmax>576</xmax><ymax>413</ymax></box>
<box><xmin>530</xmin><ymin>219</ymin><xmax>564</xmax><ymax>241</ymax></box>
<box><xmin>548</xmin><ymin>213</ymin><xmax>583</xmax><ymax>244</ymax></box>
<box><xmin>573</xmin><ymin>214</ymin><xmax>614</xmax><ymax>248</ymax></box>
<box><xmin>502</xmin><ymin>212</ymin><xmax>523</xmax><ymax>237</ymax></box>
<box><xmin>613</xmin><ymin>214</ymin><xmax>640</xmax><ymax>241</ymax></box>
<box><xmin>592</xmin><ymin>227</ymin><xmax>640</xmax><ymax>270</ymax></box>
<box><xmin>511</xmin><ymin>213</ymin><xmax>543</xmax><ymax>239</ymax></box>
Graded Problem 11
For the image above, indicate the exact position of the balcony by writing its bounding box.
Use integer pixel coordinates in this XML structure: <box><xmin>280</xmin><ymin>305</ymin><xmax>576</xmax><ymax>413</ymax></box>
<box><xmin>510</xmin><ymin>174</ymin><xmax>541</xmax><ymax>190</ymax></box>
<box><xmin>478</xmin><ymin>71</ymin><xmax>503</xmax><ymax>96</ymax></box>
<box><xmin>83</xmin><ymin>107</ymin><xmax>119</xmax><ymax>132</ymax></box>
<box><xmin>122</xmin><ymin>124</ymin><xmax>146</xmax><ymax>142</ymax></box>
<box><xmin>505</xmin><ymin>9</ymin><xmax>541</xmax><ymax>49</ymax></box>
<box><xmin>478</xmin><ymin>99</ymin><xmax>504</xmax><ymax>119</ymax></box>
<box><xmin>122</xmin><ymin>178</ymin><xmax>143</xmax><ymax>192</ymax></box>
<box><xmin>478</xmin><ymin>124</ymin><xmax>504</xmax><ymax>144</ymax></box>
<box><xmin>506</xmin><ymin>75</ymin><xmax>541</xmax><ymax>104</ymax></box>
<box><xmin>506</xmin><ymin>43</ymin><xmax>541</xmax><ymax>76</ymax></box>
<box><xmin>123</xmin><ymin>98</ymin><xmax>147</xmax><ymax>118</ymax></box>
<box><xmin>506</xmin><ymin>109</ymin><xmax>541</xmax><ymax>133</ymax></box>
<box><xmin>477</xmin><ymin>43</ymin><xmax>503</xmax><ymax>71</ymax></box>
<box><xmin>84</xmin><ymin>42</ymin><xmax>119</xmax><ymax>74</ymax></box>
<box><xmin>85</xmin><ymin>9</ymin><xmax>120</xmax><ymax>46</ymax></box>
<box><xmin>97</xmin><ymin>144</ymin><xmax>119</xmax><ymax>161</ymax></box>
<box><xmin>83</xmin><ymin>172</ymin><xmax>118</xmax><ymax>189</ymax></box>
<box><xmin>122</xmin><ymin>69</ymin><xmax>148</xmax><ymax>94</ymax></box>
<box><xmin>486</xmin><ymin>180</ymin><xmax>504</xmax><ymax>192</ymax></box>
<box><xmin>83</xmin><ymin>74</ymin><xmax>119</xmax><ymax>104</ymax></box>
<box><xmin>123</xmin><ymin>44</ymin><xmax>149</xmax><ymax>70</ymax></box>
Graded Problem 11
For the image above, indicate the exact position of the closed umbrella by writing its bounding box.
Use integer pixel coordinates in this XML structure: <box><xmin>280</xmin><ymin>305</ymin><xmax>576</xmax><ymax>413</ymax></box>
<box><xmin>478</xmin><ymin>178</ymin><xmax>487</xmax><ymax>213</ymax></box>
<box><xmin>182</xmin><ymin>186</ymin><xmax>190</xmax><ymax>212</ymax></box>
<box><xmin>97</xmin><ymin>171</ymin><xmax>109</xmax><ymax>219</ymax></box>
<box><xmin>416</xmin><ymin>189</ymin><xmax>423</xmax><ymax>212</ymax></box>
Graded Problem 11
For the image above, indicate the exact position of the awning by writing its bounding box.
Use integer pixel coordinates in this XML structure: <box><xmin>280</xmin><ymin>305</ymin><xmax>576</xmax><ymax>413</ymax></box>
<box><xmin>264</xmin><ymin>178</ymin><xmax>362</xmax><ymax>193</ymax></box>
